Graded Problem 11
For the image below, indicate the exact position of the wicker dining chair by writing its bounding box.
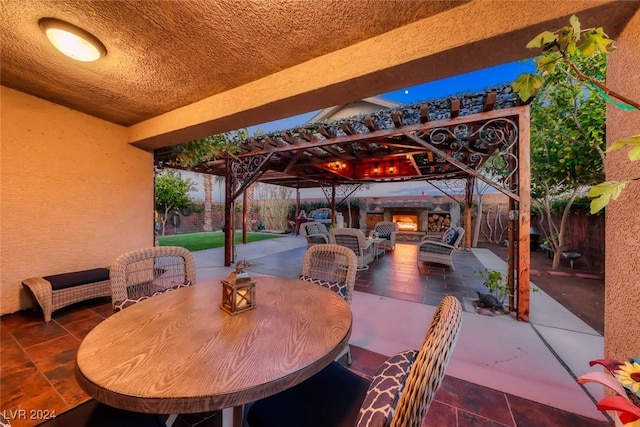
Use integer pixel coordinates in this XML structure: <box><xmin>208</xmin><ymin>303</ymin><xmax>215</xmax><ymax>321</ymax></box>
<box><xmin>109</xmin><ymin>246</ymin><xmax>196</xmax><ymax>312</ymax></box>
<box><xmin>300</xmin><ymin>244</ymin><xmax>357</xmax><ymax>364</ymax></box>
<box><xmin>246</xmin><ymin>295</ymin><xmax>463</xmax><ymax>427</ymax></box>
<box><xmin>385</xmin><ymin>295</ymin><xmax>462</xmax><ymax>427</ymax></box>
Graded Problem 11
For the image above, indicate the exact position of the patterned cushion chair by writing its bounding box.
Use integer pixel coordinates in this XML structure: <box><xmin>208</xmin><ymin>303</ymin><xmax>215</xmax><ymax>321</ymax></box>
<box><xmin>300</xmin><ymin>221</ymin><xmax>330</xmax><ymax>248</ymax></box>
<box><xmin>329</xmin><ymin>228</ymin><xmax>375</xmax><ymax>270</ymax></box>
<box><xmin>109</xmin><ymin>246</ymin><xmax>196</xmax><ymax>312</ymax></box>
<box><xmin>300</xmin><ymin>243</ymin><xmax>357</xmax><ymax>364</ymax></box>
<box><xmin>246</xmin><ymin>295</ymin><xmax>463</xmax><ymax>427</ymax></box>
<box><xmin>417</xmin><ymin>226</ymin><xmax>465</xmax><ymax>271</ymax></box>
<box><xmin>374</xmin><ymin>221</ymin><xmax>399</xmax><ymax>251</ymax></box>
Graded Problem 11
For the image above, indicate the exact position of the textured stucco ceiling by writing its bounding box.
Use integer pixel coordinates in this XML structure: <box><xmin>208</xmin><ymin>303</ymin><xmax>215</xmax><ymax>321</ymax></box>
<box><xmin>1</xmin><ymin>1</ymin><xmax>638</xmax><ymax>149</ymax></box>
<box><xmin>0</xmin><ymin>0</ymin><xmax>467</xmax><ymax>126</ymax></box>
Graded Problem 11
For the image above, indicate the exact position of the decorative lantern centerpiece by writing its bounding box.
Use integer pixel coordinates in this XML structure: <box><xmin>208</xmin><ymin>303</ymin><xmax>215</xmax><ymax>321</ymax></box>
<box><xmin>220</xmin><ymin>260</ymin><xmax>256</xmax><ymax>315</ymax></box>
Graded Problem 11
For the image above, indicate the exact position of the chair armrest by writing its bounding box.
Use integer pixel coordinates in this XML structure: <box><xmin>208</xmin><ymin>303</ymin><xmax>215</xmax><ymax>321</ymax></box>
<box><xmin>418</xmin><ymin>241</ymin><xmax>455</xmax><ymax>255</ymax></box>
<box><xmin>306</xmin><ymin>233</ymin><xmax>329</xmax><ymax>243</ymax></box>
<box><xmin>22</xmin><ymin>276</ymin><xmax>53</xmax><ymax>304</ymax></box>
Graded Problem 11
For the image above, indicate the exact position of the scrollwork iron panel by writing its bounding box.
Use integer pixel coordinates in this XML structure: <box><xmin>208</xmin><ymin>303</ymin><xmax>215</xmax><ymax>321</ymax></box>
<box><xmin>228</xmin><ymin>154</ymin><xmax>271</xmax><ymax>196</ymax></box>
<box><xmin>413</xmin><ymin>118</ymin><xmax>519</xmax><ymax>193</ymax></box>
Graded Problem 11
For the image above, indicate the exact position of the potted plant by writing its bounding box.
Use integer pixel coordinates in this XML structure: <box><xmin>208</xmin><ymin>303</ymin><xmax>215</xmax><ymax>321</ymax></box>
<box><xmin>475</xmin><ymin>269</ymin><xmax>511</xmax><ymax>313</ymax></box>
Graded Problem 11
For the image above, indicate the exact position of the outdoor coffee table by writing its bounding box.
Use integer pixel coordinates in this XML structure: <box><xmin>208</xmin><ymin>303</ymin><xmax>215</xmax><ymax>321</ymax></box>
<box><xmin>368</xmin><ymin>237</ymin><xmax>387</xmax><ymax>260</ymax></box>
<box><xmin>75</xmin><ymin>277</ymin><xmax>352</xmax><ymax>427</ymax></box>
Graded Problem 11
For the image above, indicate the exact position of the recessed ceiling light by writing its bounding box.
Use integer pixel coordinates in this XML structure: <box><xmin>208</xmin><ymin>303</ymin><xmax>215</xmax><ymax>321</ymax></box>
<box><xmin>39</xmin><ymin>18</ymin><xmax>106</xmax><ymax>62</ymax></box>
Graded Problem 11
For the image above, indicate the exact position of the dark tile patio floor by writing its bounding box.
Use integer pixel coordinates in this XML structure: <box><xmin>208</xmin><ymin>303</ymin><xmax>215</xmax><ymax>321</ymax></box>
<box><xmin>0</xmin><ymin>242</ymin><xmax>609</xmax><ymax>426</ymax></box>
<box><xmin>246</xmin><ymin>241</ymin><xmax>487</xmax><ymax>310</ymax></box>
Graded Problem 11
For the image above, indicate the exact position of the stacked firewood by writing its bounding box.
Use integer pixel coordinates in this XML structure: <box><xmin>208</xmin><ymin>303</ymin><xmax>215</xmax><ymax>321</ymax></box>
<box><xmin>427</xmin><ymin>214</ymin><xmax>451</xmax><ymax>232</ymax></box>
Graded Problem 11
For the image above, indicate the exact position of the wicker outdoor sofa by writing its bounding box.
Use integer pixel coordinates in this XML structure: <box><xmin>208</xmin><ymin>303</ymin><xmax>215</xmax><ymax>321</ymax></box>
<box><xmin>22</xmin><ymin>267</ymin><xmax>111</xmax><ymax>322</ymax></box>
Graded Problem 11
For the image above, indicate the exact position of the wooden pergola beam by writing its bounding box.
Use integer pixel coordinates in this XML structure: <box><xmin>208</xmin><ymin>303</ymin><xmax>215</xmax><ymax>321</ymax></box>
<box><xmin>391</xmin><ymin>112</ymin><xmax>403</xmax><ymax>127</ymax></box>
<box><xmin>403</xmin><ymin>132</ymin><xmax>519</xmax><ymax>202</ymax></box>
<box><xmin>283</xmin><ymin>150</ymin><xmax>306</xmax><ymax>174</ymax></box>
<box><xmin>341</xmin><ymin>123</ymin><xmax>356</xmax><ymax>135</ymax></box>
<box><xmin>364</xmin><ymin>115</ymin><xmax>378</xmax><ymax>131</ymax></box>
<box><xmin>238</xmin><ymin>106</ymin><xmax>522</xmax><ymax>158</ymax></box>
<box><xmin>484</xmin><ymin>91</ymin><xmax>497</xmax><ymax>112</ymax></box>
<box><xmin>420</xmin><ymin>103</ymin><xmax>430</xmax><ymax>123</ymax></box>
<box><xmin>318</xmin><ymin>124</ymin><xmax>335</xmax><ymax>139</ymax></box>
<box><xmin>407</xmin><ymin>154</ymin><xmax>421</xmax><ymax>175</ymax></box>
<box><xmin>298</xmin><ymin>129</ymin><xmax>315</xmax><ymax>141</ymax></box>
<box><xmin>450</xmin><ymin>99</ymin><xmax>460</xmax><ymax>118</ymax></box>
<box><xmin>516</xmin><ymin>108</ymin><xmax>531</xmax><ymax>321</ymax></box>
<box><xmin>318</xmin><ymin>145</ymin><xmax>346</xmax><ymax>159</ymax></box>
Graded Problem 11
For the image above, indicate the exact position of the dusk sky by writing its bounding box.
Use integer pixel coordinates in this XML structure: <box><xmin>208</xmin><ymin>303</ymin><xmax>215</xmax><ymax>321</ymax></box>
<box><xmin>247</xmin><ymin>59</ymin><xmax>535</xmax><ymax>135</ymax></box>
<box><xmin>188</xmin><ymin>59</ymin><xmax>536</xmax><ymax>201</ymax></box>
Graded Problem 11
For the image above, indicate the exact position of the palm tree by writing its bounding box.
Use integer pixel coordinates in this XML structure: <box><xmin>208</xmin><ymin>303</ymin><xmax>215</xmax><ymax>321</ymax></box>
<box><xmin>203</xmin><ymin>174</ymin><xmax>213</xmax><ymax>231</ymax></box>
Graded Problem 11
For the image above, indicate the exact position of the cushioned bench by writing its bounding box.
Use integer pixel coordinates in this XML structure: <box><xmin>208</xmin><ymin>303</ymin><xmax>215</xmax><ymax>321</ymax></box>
<box><xmin>22</xmin><ymin>267</ymin><xmax>111</xmax><ymax>322</ymax></box>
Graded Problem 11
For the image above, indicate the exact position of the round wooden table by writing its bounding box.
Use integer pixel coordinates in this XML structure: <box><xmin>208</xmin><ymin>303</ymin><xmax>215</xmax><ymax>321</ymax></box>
<box><xmin>75</xmin><ymin>276</ymin><xmax>352</xmax><ymax>425</ymax></box>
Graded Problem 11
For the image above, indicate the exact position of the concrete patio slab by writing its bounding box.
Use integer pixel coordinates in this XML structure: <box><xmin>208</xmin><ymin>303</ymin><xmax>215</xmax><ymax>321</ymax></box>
<box><xmin>349</xmin><ymin>291</ymin><xmax>606</xmax><ymax>422</ymax></box>
<box><xmin>193</xmin><ymin>236</ymin><xmax>606</xmax><ymax>422</ymax></box>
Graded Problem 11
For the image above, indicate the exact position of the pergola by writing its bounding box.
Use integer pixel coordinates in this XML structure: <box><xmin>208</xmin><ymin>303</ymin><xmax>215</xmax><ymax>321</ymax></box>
<box><xmin>156</xmin><ymin>87</ymin><xmax>532</xmax><ymax>320</ymax></box>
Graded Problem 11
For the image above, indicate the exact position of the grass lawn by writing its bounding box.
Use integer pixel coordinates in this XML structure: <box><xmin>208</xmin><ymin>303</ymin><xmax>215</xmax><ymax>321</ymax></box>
<box><xmin>158</xmin><ymin>231</ymin><xmax>283</xmax><ymax>252</ymax></box>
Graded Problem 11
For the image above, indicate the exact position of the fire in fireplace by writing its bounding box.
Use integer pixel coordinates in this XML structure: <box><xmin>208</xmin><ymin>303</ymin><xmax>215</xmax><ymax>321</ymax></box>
<box><xmin>392</xmin><ymin>215</ymin><xmax>418</xmax><ymax>232</ymax></box>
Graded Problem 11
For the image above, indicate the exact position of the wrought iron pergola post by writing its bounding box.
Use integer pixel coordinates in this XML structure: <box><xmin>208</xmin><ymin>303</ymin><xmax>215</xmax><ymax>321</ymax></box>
<box><xmin>242</xmin><ymin>189</ymin><xmax>248</xmax><ymax>244</ymax></box>
<box><xmin>465</xmin><ymin>177</ymin><xmax>475</xmax><ymax>249</ymax></box>
<box><xmin>224</xmin><ymin>156</ymin><xmax>234</xmax><ymax>266</ymax></box>
<box><xmin>224</xmin><ymin>153</ymin><xmax>273</xmax><ymax>266</ymax></box>
<box><xmin>331</xmin><ymin>185</ymin><xmax>336</xmax><ymax>226</ymax></box>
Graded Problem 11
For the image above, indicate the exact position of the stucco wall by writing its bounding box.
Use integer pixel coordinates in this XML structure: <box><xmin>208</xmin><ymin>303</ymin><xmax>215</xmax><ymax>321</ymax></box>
<box><xmin>0</xmin><ymin>87</ymin><xmax>154</xmax><ymax>315</ymax></box>
<box><xmin>605</xmin><ymin>9</ymin><xmax>640</xmax><ymax>360</ymax></box>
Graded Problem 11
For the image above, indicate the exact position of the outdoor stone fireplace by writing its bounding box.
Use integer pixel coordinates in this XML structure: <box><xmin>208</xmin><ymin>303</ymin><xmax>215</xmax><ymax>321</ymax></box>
<box><xmin>364</xmin><ymin>199</ymin><xmax>460</xmax><ymax>238</ymax></box>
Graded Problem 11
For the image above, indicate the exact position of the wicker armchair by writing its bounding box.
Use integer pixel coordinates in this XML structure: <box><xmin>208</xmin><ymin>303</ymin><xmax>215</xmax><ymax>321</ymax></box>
<box><xmin>300</xmin><ymin>221</ymin><xmax>330</xmax><ymax>247</ymax></box>
<box><xmin>417</xmin><ymin>227</ymin><xmax>465</xmax><ymax>271</ymax></box>
<box><xmin>374</xmin><ymin>221</ymin><xmax>399</xmax><ymax>251</ymax></box>
<box><xmin>301</xmin><ymin>244</ymin><xmax>357</xmax><ymax>364</ymax></box>
<box><xmin>109</xmin><ymin>246</ymin><xmax>196</xmax><ymax>312</ymax></box>
<box><xmin>329</xmin><ymin>228</ymin><xmax>375</xmax><ymax>270</ymax></box>
<box><xmin>246</xmin><ymin>295</ymin><xmax>463</xmax><ymax>427</ymax></box>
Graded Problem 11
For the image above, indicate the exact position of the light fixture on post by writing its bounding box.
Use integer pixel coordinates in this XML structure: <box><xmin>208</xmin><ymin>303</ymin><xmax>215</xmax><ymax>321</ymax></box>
<box><xmin>220</xmin><ymin>260</ymin><xmax>256</xmax><ymax>315</ymax></box>
<box><xmin>39</xmin><ymin>18</ymin><xmax>107</xmax><ymax>62</ymax></box>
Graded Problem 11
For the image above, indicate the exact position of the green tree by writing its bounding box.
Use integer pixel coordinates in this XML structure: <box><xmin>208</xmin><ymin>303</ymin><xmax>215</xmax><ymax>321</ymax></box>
<box><xmin>528</xmin><ymin>51</ymin><xmax>606</xmax><ymax>269</ymax></box>
<box><xmin>155</xmin><ymin>170</ymin><xmax>196</xmax><ymax>236</ymax></box>
<box><xmin>203</xmin><ymin>174</ymin><xmax>213</xmax><ymax>231</ymax></box>
<box><xmin>514</xmin><ymin>15</ymin><xmax>640</xmax><ymax>215</ymax></box>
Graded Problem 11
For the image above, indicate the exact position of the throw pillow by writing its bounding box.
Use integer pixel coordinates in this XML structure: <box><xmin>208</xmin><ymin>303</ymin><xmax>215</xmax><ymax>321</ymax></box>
<box><xmin>443</xmin><ymin>228</ymin><xmax>458</xmax><ymax>245</ymax></box>
<box><xmin>355</xmin><ymin>350</ymin><xmax>418</xmax><ymax>427</ymax></box>
<box><xmin>299</xmin><ymin>274</ymin><xmax>348</xmax><ymax>300</ymax></box>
